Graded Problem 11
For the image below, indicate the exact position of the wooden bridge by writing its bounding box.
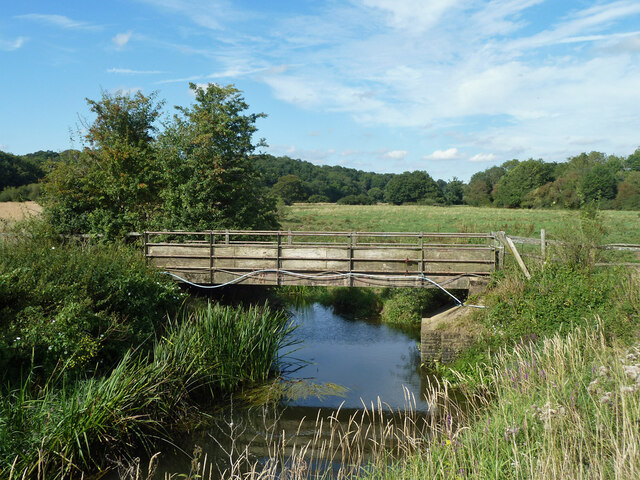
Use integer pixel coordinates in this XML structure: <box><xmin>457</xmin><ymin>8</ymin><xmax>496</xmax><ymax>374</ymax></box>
<box><xmin>144</xmin><ymin>230</ymin><xmax>504</xmax><ymax>291</ymax></box>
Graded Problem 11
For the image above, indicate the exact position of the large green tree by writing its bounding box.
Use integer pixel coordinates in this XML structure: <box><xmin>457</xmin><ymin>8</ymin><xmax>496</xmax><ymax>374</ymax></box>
<box><xmin>156</xmin><ymin>83</ymin><xmax>278</xmax><ymax>230</ymax></box>
<box><xmin>384</xmin><ymin>171</ymin><xmax>441</xmax><ymax>205</ymax></box>
<box><xmin>43</xmin><ymin>91</ymin><xmax>163</xmax><ymax>236</ymax></box>
<box><xmin>493</xmin><ymin>159</ymin><xmax>555</xmax><ymax>208</ymax></box>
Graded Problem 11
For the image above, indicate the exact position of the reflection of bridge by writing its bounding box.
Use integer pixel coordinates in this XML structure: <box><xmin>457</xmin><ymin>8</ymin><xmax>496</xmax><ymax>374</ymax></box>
<box><xmin>144</xmin><ymin>230</ymin><xmax>504</xmax><ymax>292</ymax></box>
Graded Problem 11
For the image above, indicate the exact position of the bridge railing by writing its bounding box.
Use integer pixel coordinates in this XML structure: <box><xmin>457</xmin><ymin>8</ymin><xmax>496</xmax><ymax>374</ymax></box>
<box><xmin>143</xmin><ymin>230</ymin><xmax>502</xmax><ymax>289</ymax></box>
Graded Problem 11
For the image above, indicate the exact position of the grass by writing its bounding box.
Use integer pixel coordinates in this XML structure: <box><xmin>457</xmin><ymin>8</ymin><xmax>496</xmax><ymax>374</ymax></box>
<box><xmin>156</xmin><ymin>320</ymin><xmax>640</xmax><ymax>480</ymax></box>
<box><xmin>0</xmin><ymin>303</ymin><xmax>295</xmax><ymax>479</ymax></box>
<box><xmin>282</xmin><ymin>204</ymin><xmax>640</xmax><ymax>244</ymax></box>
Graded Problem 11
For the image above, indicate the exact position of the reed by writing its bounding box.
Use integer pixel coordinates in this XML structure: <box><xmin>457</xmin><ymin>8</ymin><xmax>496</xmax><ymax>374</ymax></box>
<box><xmin>157</xmin><ymin>320</ymin><xmax>640</xmax><ymax>480</ymax></box>
<box><xmin>1</xmin><ymin>303</ymin><xmax>295</xmax><ymax>479</ymax></box>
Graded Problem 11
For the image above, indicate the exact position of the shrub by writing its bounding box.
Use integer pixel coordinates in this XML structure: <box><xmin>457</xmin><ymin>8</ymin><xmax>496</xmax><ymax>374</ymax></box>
<box><xmin>0</xmin><ymin>221</ymin><xmax>185</xmax><ymax>378</ymax></box>
<box><xmin>380</xmin><ymin>288</ymin><xmax>450</xmax><ymax>326</ymax></box>
<box><xmin>0</xmin><ymin>183</ymin><xmax>41</xmax><ymax>202</ymax></box>
<box><xmin>337</xmin><ymin>194</ymin><xmax>375</xmax><ymax>205</ymax></box>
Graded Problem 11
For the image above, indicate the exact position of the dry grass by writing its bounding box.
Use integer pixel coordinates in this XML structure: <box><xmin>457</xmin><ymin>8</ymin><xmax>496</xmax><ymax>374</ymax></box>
<box><xmin>0</xmin><ymin>201</ymin><xmax>42</xmax><ymax>225</ymax></box>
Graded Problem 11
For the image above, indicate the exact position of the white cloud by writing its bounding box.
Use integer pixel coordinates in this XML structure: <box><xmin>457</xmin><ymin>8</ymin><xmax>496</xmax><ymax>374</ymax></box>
<box><xmin>382</xmin><ymin>150</ymin><xmax>408</xmax><ymax>159</ymax></box>
<box><xmin>139</xmin><ymin>0</ymin><xmax>640</xmax><ymax>168</ymax></box>
<box><xmin>0</xmin><ymin>36</ymin><xmax>26</xmax><ymax>51</ymax></box>
<box><xmin>469</xmin><ymin>153</ymin><xmax>497</xmax><ymax>162</ymax></box>
<box><xmin>112</xmin><ymin>31</ymin><xmax>133</xmax><ymax>49</ymax></box>
<box><xmin>424</xmin><ymin>148</ymin><xmax>462</xmax><ymax>160</ymax></box>
<box><xmin>108</xmin><ymin>68</ymin><xmax>163</xmax><ymax>74</ymax></box>
<box><xmin>16</xmin><ymin>14</ymin><xmax>98</xmax><ymax>30</ymax></box>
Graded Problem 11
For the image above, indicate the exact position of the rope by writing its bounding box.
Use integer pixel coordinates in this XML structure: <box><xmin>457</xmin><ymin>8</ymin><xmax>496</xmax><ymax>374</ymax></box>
<box><xmin>161</xmin><ymin>269</ymin><xmax>487</xmax><ymax>309</ymax></box>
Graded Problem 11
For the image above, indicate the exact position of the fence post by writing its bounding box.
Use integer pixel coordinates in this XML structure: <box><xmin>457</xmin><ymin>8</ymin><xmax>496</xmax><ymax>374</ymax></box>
<box><xmin>143</xmin><ymin>232</ymin><xmax>149</xmax><ymax>265</ymax></box>
<box><xmin>496</xmin><ymin>231</ymin><xmax>531</xmax><ymax>279</ymax></box>
<box><xmin>209</xmin><ymin>231</ymin><xmax>214</xmax><ymax>284</ymax></box>
<box><xmin>540</xmin><ymin>228</ymin><xmax>546</xmax><ymax>259</ymax></box>
<box><xmin>276</xmin><ymin>232</ymin><xmax>281</xmax><ymax>286</ymax></box>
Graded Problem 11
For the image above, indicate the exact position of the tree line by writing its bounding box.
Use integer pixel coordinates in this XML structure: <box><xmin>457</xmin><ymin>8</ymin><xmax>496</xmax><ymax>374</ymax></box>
<box><xmin>1</xmin><ymin>84</ymin><xmax>639</xmax><ymax>238</ymax></box>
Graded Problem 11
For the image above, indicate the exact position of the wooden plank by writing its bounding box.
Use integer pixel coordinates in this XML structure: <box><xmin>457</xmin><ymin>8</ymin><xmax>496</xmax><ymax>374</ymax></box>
<box><xmin>496</xmin><ymin>232</ymin><xmax>531</xmax><ymax>279</ymax></box>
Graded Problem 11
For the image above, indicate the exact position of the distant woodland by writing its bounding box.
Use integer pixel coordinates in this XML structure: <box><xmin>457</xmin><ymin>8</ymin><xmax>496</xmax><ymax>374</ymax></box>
<box><xmin>5</xmin><ymin>148</ymin><xmax>638</xmax><ymax>210</ymax></box>
<box><xmin>2</xmin><ymin>85</ymin><xmax>639</xmax><ymax>223</ymax></box>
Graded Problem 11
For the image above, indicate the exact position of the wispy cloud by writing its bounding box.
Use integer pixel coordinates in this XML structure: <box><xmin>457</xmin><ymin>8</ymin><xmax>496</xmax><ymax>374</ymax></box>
<box><xmin>16</xmin><ymin>14</ymin><xmax>99</xmax><ymax>31</ymax></box>
<box><xmin>0</xmin><ymin>36</ymin><xmax>27</xmax><ymax>51</ymax></box>
<box><xmin>112</xmin><ymin>31</ymin><xmax>133</xmax><ymax>49</ymax></box>
<box><xmin>107</xmin><ymin>68</ymin><xmax>164</xmax><ymax>74</ymax></box>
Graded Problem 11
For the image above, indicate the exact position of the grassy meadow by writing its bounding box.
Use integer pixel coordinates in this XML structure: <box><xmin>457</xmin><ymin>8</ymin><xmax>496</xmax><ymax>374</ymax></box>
<box><xmin>282</xmin><ymin>204</ymin><xmax>640</xmax><ymax>244</ymax></box>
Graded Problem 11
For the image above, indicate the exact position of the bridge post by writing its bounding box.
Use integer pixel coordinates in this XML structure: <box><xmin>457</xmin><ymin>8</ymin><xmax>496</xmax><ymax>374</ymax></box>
<box><xmin>348</xmin><ymin>232</ymin><xmax>354</xmax><ymax>287</ymax></box>
<box><xmin>143</xmin><ymin>232</ymin><xmax>149</xmax><ymax>264</ymax></box>
<box><xmin>420</xmin><ymin>232</ymin><xmax>424</xmax><ymax>287</ymax></box>
<box><xmin>209</xmin><ymin>231</ymin><xmax>214</xmax><ymax>284</ymax></box>
<box><xmin>276</xmin><ymin>232</ymin><xmax>282</xmax><ymax>286</ymax></box>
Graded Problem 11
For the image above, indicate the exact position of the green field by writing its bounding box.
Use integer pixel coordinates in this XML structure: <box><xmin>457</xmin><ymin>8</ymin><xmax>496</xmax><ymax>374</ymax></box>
<box><xmin>282</xmin><ymin>204</ymin><xmax>640</xmax><ymax>244</ymax></box>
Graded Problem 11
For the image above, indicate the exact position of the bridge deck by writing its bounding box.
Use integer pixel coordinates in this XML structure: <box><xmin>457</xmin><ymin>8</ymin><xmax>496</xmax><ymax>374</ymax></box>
<box><xmin>144</xmin><ymin>230</ymin><xmax>502</xmax><ymax>290</ymax></box>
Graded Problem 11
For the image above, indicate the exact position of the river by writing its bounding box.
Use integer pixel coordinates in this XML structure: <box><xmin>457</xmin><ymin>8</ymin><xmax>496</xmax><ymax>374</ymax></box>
<box><xmin>132</xmin><ymin>303</ymin><xmax>433</xmax><ymax>478</ymax></box>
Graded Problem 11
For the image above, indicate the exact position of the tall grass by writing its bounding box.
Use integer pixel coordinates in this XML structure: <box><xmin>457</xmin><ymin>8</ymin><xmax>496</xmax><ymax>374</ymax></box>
<box><xmin>157</xmin><ymin>321</ymin><xmax>640</xmax><ymax>480</ymax></box>
<box><xmin>1</xmin><ymin>303</ymin><xmax>295</xmax><ymax>479</ymax></box>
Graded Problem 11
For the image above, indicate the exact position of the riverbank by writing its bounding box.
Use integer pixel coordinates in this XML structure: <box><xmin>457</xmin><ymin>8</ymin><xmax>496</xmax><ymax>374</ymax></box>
<box><xmin>0</xmin><ymin>224</ymin><xmax>295</xmax><ymax>478</ymax></box>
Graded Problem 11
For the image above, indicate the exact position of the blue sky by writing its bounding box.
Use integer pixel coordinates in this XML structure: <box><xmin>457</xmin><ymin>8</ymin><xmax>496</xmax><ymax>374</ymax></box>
<box><xmin>1</xmin><ymin>0</ymin><xmax>640</xmax><ymax>180</ymax></box>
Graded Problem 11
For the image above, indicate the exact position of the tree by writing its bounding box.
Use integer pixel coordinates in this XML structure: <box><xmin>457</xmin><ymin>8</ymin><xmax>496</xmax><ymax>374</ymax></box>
<box><xmin>156</xmin><ymin>83</ymin><xmax>278</xmax><ymax>230</ymax></box>
<box><xmin>493</xmin><ymin>159</ymin><xmax>555</xmax><ymax>208</ymax></box>
<box><xmin>614</xmin><ymin>171</ymin><xmax>640</xmax><ymax>210</ymax></box>
<box><xmin>384</xmin><ymin>171</ymin><xmax>441</xmax><ymax>205</ymax></box>
<box><xmin>581</xmin><ymin>164</ymin><xmax>617</xmax><ymax>202</ymax></box>
<box><xmin>442</xmin><ymin>178</ymin><xmax>464</xmax><ymax>205</ymax></box>
<box><xmin>43</xmin><ymin>90</ymin><xmax>163</xmax><ymax>236</ymax></box>
<box><xmin>271</xmin><ymin>174</ymin><xmax>307</xmax><ymax>205</ymax></box>
<box><xmin>464</xmin><ymin>165</ymin><xmax>506</xmax><ymax>206</ymax></box>
<box><xmin>626</xmin><ymin>148</ymin><xmax>640</xmax><ymax>172</ymax></box>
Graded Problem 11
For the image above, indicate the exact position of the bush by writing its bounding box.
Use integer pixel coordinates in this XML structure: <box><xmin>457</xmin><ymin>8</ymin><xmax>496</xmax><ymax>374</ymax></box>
<box><xmin>0</xmin><ymin>221</ymin><xmax>185</xmax><ymax>378</ymax></box>
<box><xmin>380</xmin><ymin>288</ymin><xmax>450</xmax><ymax>326</ymax></box>
<box><xmin>0</xmin><ymin>183</ymin><xmax>41</xmax><ymax>202</ymax></box>
<box><xmin>307</xmin><ymin>194</ymin><xmax>330</xmax><ymax>203</ymax></box>
<box><xmin>337</xmin><ymin>194</ymin><xmax>374</xmax><ymax>205</ymax></box>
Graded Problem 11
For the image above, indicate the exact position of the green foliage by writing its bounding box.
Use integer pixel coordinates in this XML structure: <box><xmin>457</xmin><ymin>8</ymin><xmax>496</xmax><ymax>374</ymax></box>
<box><xmin>253</xmin><ymin>154</ymin><xmax>394</xmax><ymax>203</ymax></box>
<box><xmin>271</xmin><ymin>174</ymin><xmax>307</xmax><ymax>205</ymax></box>
<box><xmin>337</xmin><ymin>193</ymin><xmax>375</xmax><ymax>205</ymax></box>
<box><xmin>318</xmin><ymin>287</ymin><xmax>382</xmax><ymax>319</ymax></box>
<box><xmin>42</xmin><ymin>91</ymin><xmax>163</xmax><ymax>236</ymax></box>
<box><xmin>0</xmin><ymin>221</ymin><xmax>185</xmax><ymax>377</ymax></box>
<box><xmin>493</xmin><ymin>159</ymin><xmax>555</xmax><ymax>208</ymax></box>
<box><xmin>615</xmin><ymin>171</ymin><xmax>640</xmax><ymax>210</ymax></box>
<box><xmin>157</xmin><ymin>83</ymin><xmax>278</xmax><ymax>231</ymax></box>
<box><xmin>0</xmin><ymin>302</ymin><xmax>294</xmax><ymax>478</ymax></box>
<box><xmin>627</xmin><ymin>147</ymin><xmax>640</xmax><ymax>171</ymax></box>
<box><xmin>0</xmin><ymin>150</ymin><xmax>47</xmax><ymax>191</ymax></box>
<box><xmin>380</xmin><ymin>289</ymin><xmax>450</xmax><ymax>326</ymax></box>
<box><xmin>464</xmin><ymin>165</ymin><xmax>506</xmax><ymax>206</ymax></box>
<box><xmin>441</xmin><ymin>177</ymin><xmax>464</xmax><ymax>205</ymax></box>
<box><xmin>384</xmin><ymin>171</ymin><xmax>442</xmax><ymax>205</ymax></box>
<box><xmin>307</xmin><ymin>193</ymin><xmax>330</xmax><ymax>203</ymax></box>
<box><xmin>0</xmin><ymin>183</ymin><xmax>40</xmax><ymax>202</ymax></box>
<box><xmin>581</xmin><ymin>163</ymin><xmax>618</xmax><ymax>202</ymax></box>
<box><xmin>41</xmin><ymin>85</ymin><xmax>279</xmax><ymax>236</ymax></box>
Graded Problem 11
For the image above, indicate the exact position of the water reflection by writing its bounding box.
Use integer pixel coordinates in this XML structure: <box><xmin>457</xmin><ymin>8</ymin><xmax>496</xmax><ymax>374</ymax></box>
<box><xmin>282</xmin><ymin>303</ymin><xmax>429</xmax><ymax>410</ymax></box>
